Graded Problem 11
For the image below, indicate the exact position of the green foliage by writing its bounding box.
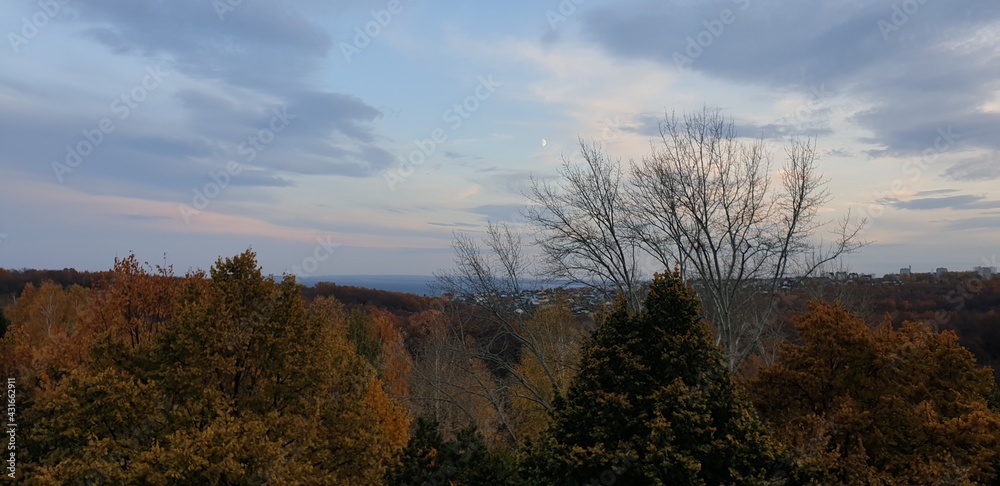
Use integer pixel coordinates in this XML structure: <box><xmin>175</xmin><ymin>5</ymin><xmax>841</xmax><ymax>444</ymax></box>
<box><xmin>388</xmin><ymin>416</ymin><xmax>521</xmax><ymax>485</ymax></box>
<box><xmin>525</xmin><ymin>270</ymin><xmax>778</xmax><ymax>484</ymax></box>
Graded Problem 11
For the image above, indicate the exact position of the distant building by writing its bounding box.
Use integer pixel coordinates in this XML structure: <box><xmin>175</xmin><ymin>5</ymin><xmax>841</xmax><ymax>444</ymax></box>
<box><xmin>900</xmin><ymin>266</ymin><xmax>912</xmax><ymax>276</ymax></box>
<box><xmin>936</xmin><ymin>267</ymin><xmax>948</xmax><ymax>279</ymax></box>
<box><xmin>975</xmin><ymin>266</ymin><xmax>996</xmax><ymax>280</ymax></box>
<box><xmin>835</xmin><ymin>271</ymin><xmax>848</xmax><ymax>281</ymax></box>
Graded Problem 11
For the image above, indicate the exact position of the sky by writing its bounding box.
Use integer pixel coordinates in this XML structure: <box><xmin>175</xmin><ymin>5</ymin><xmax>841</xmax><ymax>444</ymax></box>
<box><xmin>0</xmin><ymin>0</ymin><xmax>998</xmax><ymax>278</ymax></box>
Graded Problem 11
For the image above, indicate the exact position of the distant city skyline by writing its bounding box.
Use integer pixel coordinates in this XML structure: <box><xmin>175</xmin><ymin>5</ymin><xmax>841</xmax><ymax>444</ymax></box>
<box><xmin>1</xmin><ymin>1</ymin><xmax>998</xmax><ymax>279</ymax></box>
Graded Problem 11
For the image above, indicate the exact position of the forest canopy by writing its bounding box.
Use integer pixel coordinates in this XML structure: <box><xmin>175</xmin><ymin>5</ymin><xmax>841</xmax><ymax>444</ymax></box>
<box><xmin>1</xmin><ymin>250</ymin><xmax>998</xmax><ymax>484</ymax></box>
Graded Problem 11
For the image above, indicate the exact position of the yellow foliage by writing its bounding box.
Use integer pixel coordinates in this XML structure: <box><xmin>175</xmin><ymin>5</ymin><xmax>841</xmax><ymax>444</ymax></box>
<box><xmin>509</xmin><ymin>302</ymin><xmax>582</xmax><ymax>443</ymax></box>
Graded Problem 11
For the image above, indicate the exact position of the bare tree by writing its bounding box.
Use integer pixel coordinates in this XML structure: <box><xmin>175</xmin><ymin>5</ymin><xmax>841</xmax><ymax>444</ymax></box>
<box><xmin>432</xmin><ymin>221</ymin><xmax>582</xmax><ymax>443</ymax></box>
<box><xmin>525</xmin><ymin>140</ymin><xmax>645</xmax><ymax>312</ymax></box>
<box><xmin>631</xmin><ymin>108</ymin><xmax>866</xmax><ymax>370</ymax></box>
<box><xmin>797</xmin><ymin>259</ymin><xmax>878</xmax><ymax>323</ymax></box>
<box><xmin>407</xmin><ymin>315</ymin><xmax>512</xmax><ymax>443</ymax></box>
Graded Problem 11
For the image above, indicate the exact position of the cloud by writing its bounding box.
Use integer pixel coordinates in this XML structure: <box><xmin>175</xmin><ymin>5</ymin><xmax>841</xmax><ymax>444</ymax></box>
<box><xmin>68</xmin><ymin>0</ymin><xmax>333</xmax><ymax>92</ymax></box>
<box><xmin>172</xmin><ymin>87</ymin><xmax>394</xmax><ymax>177</ymax></box>
<box><xmin>0</xmin><ymin>172</ymin><xmax>325</xmax><ymax>243</ymax></box>
<box><xmin>0</xmin><ymin>12</ymin><xmax>400</xmax><ymax>208</ymax></box>
<box><xmin>443</xmin><ymin>150</ymin><xmax>483</xmax><ymax>161</ymax></box>
<box><xmin>626</xmin><ymin>109</ymin><xmax>835</xmax><ymax>141</ymax></box>
<box><xmin>227</xmin><ymin>172</ymin><xmax>294</xmax><ymax>188</ymax></box>
<box><xmin>117</xmin><ymin>213</ymin><xmax>171</xmax><ymax>222</ymax></box>
<box><xmin>427</xmin><ymin>221</ymin><xmax>478</xmax><ymax>228</ymax></box>
<box><xmin>878</xmin><ymin>194</ymin><xmax>1000</xmax><ymax>211</ymax></box>
<box><xmin>944</xmin><ymin>215</ymin><xmax>1000</xmax><ymax>231</ymax></box>
<box><xmin>469</xmin><ymin>204</ymin><xmax>527</xmax><ymax>221</ymax></box>
<box><xmin>469</xmin><ymin>170</ymin><xmax>536</xmax><ymax>195</ymax></box>
<box><xmin>622</xmin><ymin>112</ymin><xmax>662</xmax><ymax>138</ymax></box>
<box><xmin>18</xmin><ymin>1</ymin><xmax>401</xmax><ymax>185</ymax></box>
<box><xmin>734</xmin><ymin>122</ymin><xmax>833</xmax><ymax>140</ymax></box>
<box><xmin>577</xmin><ymin>0</ymin><xmax>1000</xmax><ymax>156</ymax></box>
<box><xmin>912</xmin><ymin>188</ymin><xmax>959</xmax><ymax>197</ymax></box>
<box><xmin>944</xmin><ymin>156</ymin><xmax>1000</xmax><ymax>181</ymax></box>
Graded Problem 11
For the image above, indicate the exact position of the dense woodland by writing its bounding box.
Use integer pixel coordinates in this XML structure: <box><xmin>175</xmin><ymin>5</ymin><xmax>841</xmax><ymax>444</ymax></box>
<box><xmin>2</xmin><ymin>251</ymin><xmax>999</xmax><ymax>484</ymax></box>
<box><xmin>4</xmin><ymin>264</ymin><xmax>998</xmax><ymax>378</ymax></box>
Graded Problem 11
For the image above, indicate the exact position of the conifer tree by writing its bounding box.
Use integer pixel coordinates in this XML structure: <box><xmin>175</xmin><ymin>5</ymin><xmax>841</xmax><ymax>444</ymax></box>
<box><xmin>525</xmin><ymin>270</ymin><xmax>778</xmax><ymax>484</ymax></box>
<box><xmin>389</xmin><ymin>416</ymin><xmax>520</xmax><ymax>485</ymax></box>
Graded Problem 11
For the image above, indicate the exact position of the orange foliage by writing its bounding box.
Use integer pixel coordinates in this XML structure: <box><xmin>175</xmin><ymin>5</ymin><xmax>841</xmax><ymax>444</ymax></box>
<box><xmin>370</xmin><ymin>307</ymin><xmax>413</xmax><ymax>398</ymax></box>
<box><xmin>750</xmin><ymin>301</ymin><xmax>1000</xmax><ymax>484</ymax></box>
<box><xmin>15</xmin><ymin>251</ymin><xmax>410</xmax><ymax>483</ymax></box>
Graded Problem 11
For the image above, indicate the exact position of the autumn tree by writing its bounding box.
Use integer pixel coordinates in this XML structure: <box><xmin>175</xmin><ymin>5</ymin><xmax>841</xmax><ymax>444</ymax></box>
<box><xmin>4</xmin><ymin>281</ymin><xmax>89</xmax><ymax>340</ymax></box>
<box><xmin>435</xmin><ymin>222</ymin><xmax>586</xmax><ymax>443</ymax></box>
<box><xmin>508</xmin><ymin>301</ymin><xmax>582</xmax><ymax>443</ymax></box>
<box><xmin>749</xmin><ymin>301</ymin><xmax>1000</xmax><ymax>484</ymax></box>
<box><xmin>408</xmin><ymin>310</ymin><xmax>509</xmax><ymax>444</ymax></box>
<box><xmin>525</xmin><ymin>270</ymin><xmax>778</xmax><ymax>484</ymax></box>
<box><xmin>337</xmin><ymin>307</ymin><xmax>414</xmax><ymax>399</ymax></box>
<box><xmin>0</xmin><ymin>280</ymin><xmax>91</xmax><ymax>387</ymax></box>
<box><xmin>20</xmin><ymin>250</ymin><xmax>410</xmax><ymax>484</ymax></box>
<box><xmin>346</xmin><ymin>308</ymin><xmax>383</xmax><ymax>370</ymax></box>
<box><xmin>369</xmin><ymin>307</ymin><xmax>414</xmax><ymax>398</ymax></box>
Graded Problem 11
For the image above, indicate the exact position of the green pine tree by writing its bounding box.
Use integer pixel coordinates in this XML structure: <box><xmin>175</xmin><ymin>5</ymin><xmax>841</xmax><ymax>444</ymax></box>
<box><xmin>388</xmin><ymin>416</ymin><xmax>520</xmax><ymax>485</ymax></box>
<box><xmin>525</xmin><ymin>270</ymin><xmax>779</xmax><ymax>485</ymax></box>
<box><xmin>0</xmin><ymin>306</ymin><xmax>10</xmax><ymax>338</ymax></box>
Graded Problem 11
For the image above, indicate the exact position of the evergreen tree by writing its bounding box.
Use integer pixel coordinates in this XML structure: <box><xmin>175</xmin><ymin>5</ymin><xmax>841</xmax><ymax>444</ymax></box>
<box><xmin>389</xmin><ymin>416</ymin><xmax>520</xmax><ymax>485</ymax></box>
<box><xmin>0</xmin><ymin>306</ymin><xmax>10</xmax><ymax>338</ymax></box>
<box><xmin>525</xmin><ymin>270</ymin><xmax>778</xmax><ymax>484</ymax></box>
